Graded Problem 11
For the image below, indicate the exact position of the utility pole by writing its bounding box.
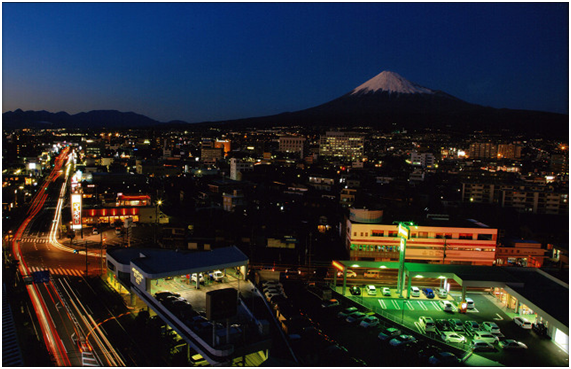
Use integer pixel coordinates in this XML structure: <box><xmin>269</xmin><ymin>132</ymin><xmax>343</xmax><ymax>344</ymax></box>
<box><xmin>100</xmin><ymin>224</ymin><xmax>104</xmax><ymax>276</ymax></box>
<box><xmin>85</xmin><ymin>241</ymin><xmax>89</xmax><ymax>277</ymax></box>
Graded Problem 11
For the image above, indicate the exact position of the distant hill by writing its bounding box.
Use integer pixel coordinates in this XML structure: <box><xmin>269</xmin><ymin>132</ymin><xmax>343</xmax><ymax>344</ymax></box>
<box><xmin>2</xmin><ymin>109</ymin><xmax>160</xmax><ymax>129</ymax></box>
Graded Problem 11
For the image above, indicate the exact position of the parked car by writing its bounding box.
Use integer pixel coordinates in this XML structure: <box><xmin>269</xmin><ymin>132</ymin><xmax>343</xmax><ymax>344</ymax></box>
<box><xmin>262</xmin><ymin>280</ymin><xmax>281</xmax><ymax>288</ymax></box>
<box><xmin>473</xmin><ymin>331</ymin><xmax>499</xmax><ymax>343</ymax></box>
<box><xmin>419</xmin><ymin>316</ymin><xmax>436</xmax><ymax>332</ymax></box>
<box><xmin>410</xmin><ymin>286</ymin><xmax>421</xmax><ymax>297</ymax></box>
<box><xmin>92</xmin><ymin>228</ymin><xmax>99</xmax><ymax>235</ymax></box>
<box><xmin>532</xmin><ymin>322</ymin><xmax>548</xmax><ymax>336</ymax></box>
<box><xmin>465</xmin><ymin>297</ymin><xmax>475</xmax><ymax>309</ymax></box>
<box><xmin>265</xmin><ymin>290</ymin><xmax>286</xmax><ymax>301</ymax></box>
<box><xmin>337</xmin><ymin>269</ymin><xmax>357</xmax><ymax>278</ymax></box>
<box><xmin>382</xmin><ymin>287</ymin><xmax>391</xmax><ymax>296</ymax></box>
<box><xmin>191</xmin><ymin>273</ymin><xmax>205</xmax><ymax>284</ymax></box>
<box><xmin>389</xmin><ymin>334</ymin><xmax>417</xmax><ymax>347</ymax></box>
<box><xmin>499</xmin><ymin>339</ymin><xmax>528</xmax><ymax>350</ymax></box>
<box><xmin>448</xmin><ymin>319</ymin><xmax>464</xmax><ymax>331</ymax></box>
<box><xmin>428</xmin><ymin>352</ymin><xmax>460</xmax><ymax>366</ymax></box>
<box><xmin>470</xmin><ymin>340</ymin><xmax>495</xmax><ymax>351</ymax></box>
<box><xmin>366</xmin><ymin>285</ymin><xmax>377</xmax><ymax>296</ymax></box>
<box><xmin>212</xmin><ymin>270</ymin><xmax>224</xmax><ymax>281</ymax></box>
<box><xmin>439</xmin><ymin>300</ymin><xmax>454</xmax><ymax>312</ymax></box>
<box><xmin>464</xmin><ymin>320</ymin><xmax>481</xmax><ymax>332</ymax></box>
<box><xmin>513</xmin><ymin>316</ymin><xmax>533</xmax><ymax>329</ymax></box>
<box><xmin>482</xmin><ymin>321</ymin><xmax>501</xmax><ymax>334</ymax></box>
<box><xmin>435</xmin><ymin>288</ymin><xmax>448</xmax><ymax>299</ymax></box>
<box><xmin>441</xmin><ymin>332</ymin><xmax>466</xmax><ymax>343</ymax></box>
<box><xmin>436</xmin><ymin>319</ymin><xmax>452</xmax><ymax>332</ymax></box>
<box><xmin>321</xmin><ymin>299</ymin><xmax>340</xmax><ymax>309</ymax></box>
<box><xmin>360</xmin><ymin>315</ymin><xmax>380</xmax><ymax>328</ymax></box>
<box><xmin>115</xmin><ymin>227</ymin><xmax>123</xmax><ymax>235</ymax></box>
<box><xmin>154</xmin><ymin>291</ymin><xmax>181</xmax><ymax>301</ymax></box>
<box><xmin>422</xmin><ymin>288</ymin><xmax>435</xmax><ymax>299</ymax></box>
<box><xmin>349</xmin><ymin>286</ymin><xmax>361</xmax><ymax>296</ymax></box>
<box><xmin>378</xmin><ymin>327</ymin><xmax>402</xmax><ymax>341</ymax></box>
<box><xmin>337</xmin><ymin>306</ymin><xmax>359</xmax><ymax>319</ymax></box>
<box><xmin>346</xmin><ymin>311</ymin><xmax>368</xmax><ymax>324</ymax></box>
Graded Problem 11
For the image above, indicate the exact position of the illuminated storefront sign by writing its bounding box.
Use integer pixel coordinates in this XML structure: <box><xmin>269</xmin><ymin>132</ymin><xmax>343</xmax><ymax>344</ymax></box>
<box><xmin>71</xmin><ymin>194</ymin><xmax>82</xmax><ymax>230</ymax></box>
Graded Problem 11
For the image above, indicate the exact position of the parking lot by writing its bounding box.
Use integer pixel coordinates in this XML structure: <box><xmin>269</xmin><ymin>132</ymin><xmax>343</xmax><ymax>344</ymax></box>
<box><xmin>340</xmin><ymin>286</ymin><xmax>568</xmax><ymax>366</ymax></box>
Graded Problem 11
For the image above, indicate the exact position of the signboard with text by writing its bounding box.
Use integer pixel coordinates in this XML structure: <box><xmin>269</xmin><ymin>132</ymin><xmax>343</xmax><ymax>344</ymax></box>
<box><xmin>71</xmin><ymin>193</ymin><xmax>82</xmax><ymax>230</ymax></box>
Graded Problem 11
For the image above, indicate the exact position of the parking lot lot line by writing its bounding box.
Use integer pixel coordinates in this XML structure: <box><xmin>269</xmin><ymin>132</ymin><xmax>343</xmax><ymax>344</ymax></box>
<box><xmin>430</xmin><ymin>301</ymin><xmax>442</xmax><ymax>311</ymax></box>
<box><xmin>418</xmin><ymin>301</ymin><xmax>428</xmax><ymax>310</ymax></box>
<box><xmin>405</xmin><ymin>300</ymin><xmax>414</xmax><ymax>310</ymax></box>
<box><xmin>378</xmin><ymin>299</ymin><xmax>387</xmax><ymax>309</ymax></box>
<box><xmin>391</xmin><ymin>300</ymin><xmax>401</xmax><ymax>310</ymax></box>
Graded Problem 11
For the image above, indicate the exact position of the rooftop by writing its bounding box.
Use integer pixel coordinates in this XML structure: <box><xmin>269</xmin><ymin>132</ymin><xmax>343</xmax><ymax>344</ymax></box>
<box><xmin>108</xmin><ymin>246</ymin><xmax>249</xmax><ymax>278</ymax></box>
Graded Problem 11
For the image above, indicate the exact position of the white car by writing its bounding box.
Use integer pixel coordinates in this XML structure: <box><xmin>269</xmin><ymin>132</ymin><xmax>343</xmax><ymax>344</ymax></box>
<box><xmin>212</xmin><ymin>270</ymin><xmax>224</xmax><ymax>281</ymax></box>
<box><xmin>441</xmin><ymin>332</ymin><xmax>466</xmax><ymax>343</ymax></box>
<box><xmin>439</xmin><ymin>300</ymin><xmax>454</xmax><ymax>312</ymax></box>
<box><xmin>499</xmin><ymin>339</ymin><xmax>528</xmax><ymax>350</ymax></box>
<box><xmin>473</xmin><ymin>331</ymin><xmax>499</xmax><ymax>343</ymax></box>
<box><xmin>419</xmin><ymin>316</ymin><xmax>436</xmax><ymax>332</ymax></box>
<box><xmin>482</xmin><ymin>321</ymin><xmax>501</xmax><ymax>334</ymax></box>
<box><xmin>410</xmin><ymin>286</ymin><xmax>420</xmax><ymax>297</ymax></box>
<box><xmin>435</xmin><ymin>288</ymin><xmax>448</xmax><ymax>298</ymax></box>
<box><xmin>382</xmin><ymin>287</ymin><xmax>391</xmax><ymax>296</ymax></box>
<box><xmin>513</xmin><ymin>316</ymin><xmax>533</xmax><ymax>329</ymax></box>
<box><xmin>465</xmin><ymin>297</ymin><xmax>475</xmax><ymax>309</ymax></box>
<box><xmin>337</xmin><ymin>269</ymin><xmax>357</xmax><ymax>278</ymax></box>
<box><xmin>366</xmin><ymin>285</ymin><xmax>377</xmax><ymax>296</ymax></box>
<box><xmin>191</xmin><ymin>273</ymin><xmax>204</xmax><ymax>284</ymax></box>
<box><xmin>471</xmin><ymin>340</ymin><xmax>494</xmax><ymax>351</ymax></box>
<box><xmin>360</xmin><ymin>316</ymin><xmax>380</xmax><ymax>328</ymax></box>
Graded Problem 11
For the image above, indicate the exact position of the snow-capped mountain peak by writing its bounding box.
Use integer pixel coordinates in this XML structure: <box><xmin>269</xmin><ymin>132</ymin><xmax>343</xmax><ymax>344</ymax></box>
<box><xmin>351</xmin><ymin>70</ymin><xmax>435</xmax><ymax>95</ymax></box>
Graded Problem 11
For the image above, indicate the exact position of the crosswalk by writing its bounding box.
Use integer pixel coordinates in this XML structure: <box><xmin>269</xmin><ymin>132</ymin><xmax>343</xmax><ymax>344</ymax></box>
<box><xmin>15</xmin><ymin>238</ymin><xmax>50</xmax><ymax>243</ymax></box>
<box><xmin>28</xmin><ymin>266</ymin><xmax>84</xmax><ymax>277</ymax></box>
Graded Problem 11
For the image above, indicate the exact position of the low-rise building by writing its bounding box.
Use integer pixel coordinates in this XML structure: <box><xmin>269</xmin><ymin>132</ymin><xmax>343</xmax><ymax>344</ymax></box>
<box><xmin>344</xmin><ymin>209</ymin><xmax>497</xmax><ymax>266</ymax></box>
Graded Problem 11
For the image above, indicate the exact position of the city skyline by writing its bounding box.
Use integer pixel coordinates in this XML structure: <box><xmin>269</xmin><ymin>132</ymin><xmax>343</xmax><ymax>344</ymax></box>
<box><xmin>2</xmin><ymin>2</ymin><xmax>569</xmax><ymax>123</ymax></box>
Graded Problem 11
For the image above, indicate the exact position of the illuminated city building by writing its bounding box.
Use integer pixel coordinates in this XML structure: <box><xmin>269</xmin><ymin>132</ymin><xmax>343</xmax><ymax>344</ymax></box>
<box><xmin>343</xmin><ymin>208</ymin><xmax>497</xmax><ymax>266</ymax></box>
<box><xmin>319</xmin><ymin>131</ymin><xmax>365</xmax><ymax>161</ymax></box>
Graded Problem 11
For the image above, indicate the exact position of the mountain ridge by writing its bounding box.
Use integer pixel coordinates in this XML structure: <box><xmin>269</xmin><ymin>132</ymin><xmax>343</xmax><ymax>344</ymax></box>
<box><xmin>3</xmin><ymin>71</ymin><xmax>568</xmax><ymax>136</ymax></box>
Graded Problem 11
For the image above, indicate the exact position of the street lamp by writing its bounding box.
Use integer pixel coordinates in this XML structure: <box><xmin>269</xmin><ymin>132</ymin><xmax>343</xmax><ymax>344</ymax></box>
<box><xmin>154</xmin><ymin>199</ymin><xmax>162</xmax><ymax>245</ymax></box>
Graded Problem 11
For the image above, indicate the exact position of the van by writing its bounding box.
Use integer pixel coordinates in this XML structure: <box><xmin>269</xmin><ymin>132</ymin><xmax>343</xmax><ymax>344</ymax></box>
<box><xmin>410</xmin><ymin>286</ymin><xmax>421</xmax><ymax>297</ymax></box>
<box><xmin>364</xmin><ymin>270</ymin><xmax>381</xmax><ymax>278</ymax></box>
<box><xmin>419</xmin><ymin>316</ymin><xmax>436</xmax><ymax>332</ymax></box>
<box><xmin>366</xmin><ymin>285</ymin><xmax>377</xmax><ymax>296</ymax></box>
<box><xmin>465</xmin><ymin>297</ymin><xmax>475</xmax><ymax>309</ymax></box>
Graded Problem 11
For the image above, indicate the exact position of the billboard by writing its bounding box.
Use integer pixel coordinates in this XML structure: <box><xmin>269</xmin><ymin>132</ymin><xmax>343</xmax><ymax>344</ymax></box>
<box><xmin>71</xmin><ymin>193</ymin><xmax>82</xmax><ymax>230</ymax></box>
<box><xmin>206</xmin><ymin>288</ymin><xmax>238</xmax><ymax>320</ymax></box>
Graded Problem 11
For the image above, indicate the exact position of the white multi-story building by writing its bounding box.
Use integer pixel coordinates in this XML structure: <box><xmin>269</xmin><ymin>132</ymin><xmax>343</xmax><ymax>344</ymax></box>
<box><xmin>344</xmin><ymin>209</ymin><xmax>497</xmax><ymax>266</ymax></box>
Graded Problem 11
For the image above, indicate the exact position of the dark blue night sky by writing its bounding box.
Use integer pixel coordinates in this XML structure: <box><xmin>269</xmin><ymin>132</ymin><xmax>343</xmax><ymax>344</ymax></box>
<box><xmin>2</xmin><ymin>2</ymin><xmax>568</xmax><ymax>122</ymax></box>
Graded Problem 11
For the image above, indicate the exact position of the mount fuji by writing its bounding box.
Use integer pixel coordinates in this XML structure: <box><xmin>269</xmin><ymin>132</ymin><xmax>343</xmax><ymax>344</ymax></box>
<box><xmin>216</xmin><ymin>70</ymin><xmax>567</xmax><ymax>136</ymax></box>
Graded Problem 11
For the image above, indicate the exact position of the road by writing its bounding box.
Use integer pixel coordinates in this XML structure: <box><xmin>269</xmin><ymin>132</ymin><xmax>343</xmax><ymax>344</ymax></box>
<box><xmin>10</xmin><ymin>147</ymin><xmax>128</xmax><ymax>366</ymax></box>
